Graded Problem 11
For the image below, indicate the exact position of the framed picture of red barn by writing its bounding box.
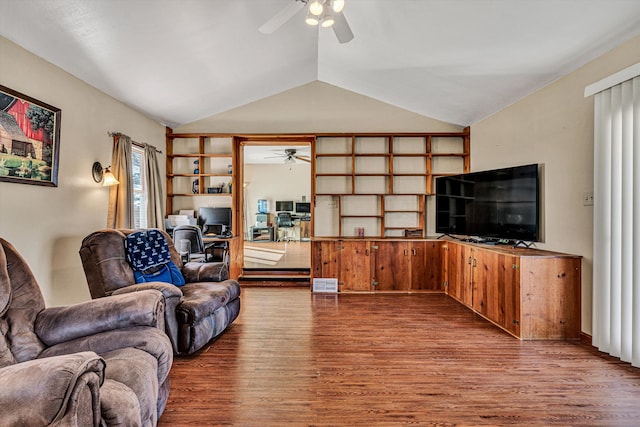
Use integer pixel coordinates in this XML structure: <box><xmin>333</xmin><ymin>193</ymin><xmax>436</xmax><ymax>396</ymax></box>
<box><xmin>0</xmin><ymin>84</ymin><xmax>61</xmax><ymax>187</ymax></box>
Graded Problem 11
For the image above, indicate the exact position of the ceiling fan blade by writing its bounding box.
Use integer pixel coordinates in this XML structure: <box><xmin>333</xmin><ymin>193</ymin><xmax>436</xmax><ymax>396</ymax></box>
<box><xmin>258</xmin><ymin>0</ymin><xmax>306</xmax><ymax>34</ymax></box>
<box><xmin>332</xmin><ymin>12</ymin><xmax>354</xmax><ymax>44</ymax></box>
<box><xmin>294</xmin><ymin>155</ymin><xmax>311</xmax><ymax>163</ymax></box>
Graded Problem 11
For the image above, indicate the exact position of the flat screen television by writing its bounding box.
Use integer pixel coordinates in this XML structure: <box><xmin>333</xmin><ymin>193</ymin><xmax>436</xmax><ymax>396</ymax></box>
<box><xmin>198</xmin><ymin>207</ymin><xmax>232</xmax><ymax>235</ymax></box>
<box><xmin>295</xmin><ymin>202</ymin><xmax>311</xmax><ymax>214</ymax></box>
<box><xmin>276</xmin><ymin>200</ymin><xmax>293</xmax><ymax>212</ymax></box>
<box><xmin>435</xmin><ymin>164</ymin><xmax>540</xmax><ymax>242</ymax></box>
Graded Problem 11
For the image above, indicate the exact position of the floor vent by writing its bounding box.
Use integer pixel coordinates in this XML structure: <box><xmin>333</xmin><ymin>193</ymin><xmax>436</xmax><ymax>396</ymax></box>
<box><xmin>312</xmin><ymin>278</ymin><xmax>339</xmax><ymax>293</ymax></box>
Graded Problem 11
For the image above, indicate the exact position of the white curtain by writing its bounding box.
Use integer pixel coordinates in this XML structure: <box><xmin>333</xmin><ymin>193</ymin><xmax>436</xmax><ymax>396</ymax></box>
<box><xmin>593</xmin><ymin>75</ymin><xmax>640</xmax><ymax>367</ymax></box>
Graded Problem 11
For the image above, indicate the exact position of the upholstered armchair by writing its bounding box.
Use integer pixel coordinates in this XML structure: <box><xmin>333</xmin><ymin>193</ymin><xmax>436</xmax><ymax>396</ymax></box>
<box><xmin>79</xmin><ymin>228</ymin><xmax>241</xmax><ymax>355</ymax></box>
<box><xmin>0</xmin><ymin>237</ymin><xmax>173</xmax><ymax>426</ymax></box>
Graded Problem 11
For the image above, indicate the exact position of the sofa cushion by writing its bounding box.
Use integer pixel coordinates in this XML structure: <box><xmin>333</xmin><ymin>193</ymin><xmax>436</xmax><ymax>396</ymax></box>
<box><xmin>178</xmin><ymin>280</ymin><xmax>241</xmax><ymax>323</ymax></box>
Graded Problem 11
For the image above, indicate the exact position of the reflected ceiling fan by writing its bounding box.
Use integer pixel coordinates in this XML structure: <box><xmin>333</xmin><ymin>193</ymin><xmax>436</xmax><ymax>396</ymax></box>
<box><xmin>259</xmin><ymin>0</ymin><xmax>354</xmax><ymax>44</ymax></box>
<box><xmin>265</xmin><ymin>148</ymin><xmax>311</xmax><ymax>164</ymax></box>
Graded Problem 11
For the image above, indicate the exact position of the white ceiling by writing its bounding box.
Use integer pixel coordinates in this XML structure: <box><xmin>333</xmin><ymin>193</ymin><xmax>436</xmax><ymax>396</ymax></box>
<box><xmin>1</xmin><ymin>0</ymin><xmax>640</xmax><ymax>128</ymax></box>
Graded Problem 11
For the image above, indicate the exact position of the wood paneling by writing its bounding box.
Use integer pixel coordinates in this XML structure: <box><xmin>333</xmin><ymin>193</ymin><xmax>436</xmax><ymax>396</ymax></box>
<box><xmin>339</xmin><ymin>240</ymin><xmax>371</xmax><ymax>291</ymax></box>
<box><xmin>409</xmin><ymin>241</ymin><xmax>443</xmax><ymax>290</ymax></box>
<box><xmin>520</xmin><ymin>256</ymin><xmax>581</xmax><ymax>339</ymax></box>
<box><xmin>371</xmin><ymin>241</ymin><xmax>409</xmax><ymax>291</ymax></box>
<box><xmin>159</xmin><ymin>288</ymin><xmax>640</xmax><ymax>426</ymax></box>
<box><xmin>445</xmin><ymin>242</ymin><xmax>473</xmax><ymax>306</ymax></box>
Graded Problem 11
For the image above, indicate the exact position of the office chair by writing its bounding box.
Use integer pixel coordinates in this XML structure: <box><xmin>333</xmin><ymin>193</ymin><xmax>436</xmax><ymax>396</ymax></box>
<box><xmin>172</xmin><ymin>225</ymin><xmax>216</xmax><ymax>262</ymax></box>
<box><xmin>276</xmin><ymin>212</ymin><xmax>294</xmax><ymax>242</ymax></box>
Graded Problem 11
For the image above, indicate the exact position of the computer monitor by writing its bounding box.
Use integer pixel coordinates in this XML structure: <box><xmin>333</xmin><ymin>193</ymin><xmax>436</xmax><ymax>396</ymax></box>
<box><xmin>198</xmin><ymin>207</ymin><xmax>232</xmax><ymax>235</ymax></box>
<box><xmin>275</xmin><ymin>200</ymin><xmax>293</xmax><ymax>212</ymax></box>
<box><xmin>295</xmin><ymin>202</ymin><xmax>311</xmax><ymax>214</ymax></box>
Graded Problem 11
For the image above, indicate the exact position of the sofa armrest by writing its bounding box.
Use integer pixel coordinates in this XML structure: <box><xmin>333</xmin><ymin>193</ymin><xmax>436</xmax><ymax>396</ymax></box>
<box><xmin>111</xmin><ymin>281</ymin><xmax>183</xmax><ymax>300</ymax></box>
<box><xmin>182</xmin><ymin>261</ymin><xmax>229</xmax><ymax>282</ymax></box>
<box><xmin>0</xmin><ymin>352</ymin><xmax>104</xmax><ymax>427</ymax></box>
<box><xmin>35</xmin><ymin>289</ymin><xmax>165</xmax><ymax>347</ymax></box>
<box><xmin>112</xmin><ymin>282</ymin><xmax>183</xmax><ymax>354</ymax></box>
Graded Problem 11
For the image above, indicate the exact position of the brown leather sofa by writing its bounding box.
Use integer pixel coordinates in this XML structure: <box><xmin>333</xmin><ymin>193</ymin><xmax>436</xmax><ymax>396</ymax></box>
<box><xmin>0</xmin><ymin>237</ymin><xmax>173</xmax><ymax>426</ymax></box>
<box><xmin>79</xmin><ymin>228</ymin><xmax>241</xmax><ymax>355</ymax></box>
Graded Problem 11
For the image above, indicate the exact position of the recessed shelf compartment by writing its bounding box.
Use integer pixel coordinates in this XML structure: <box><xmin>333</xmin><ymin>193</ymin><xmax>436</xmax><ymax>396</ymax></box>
<box><xmin>313</xmin><ymin>129</ymin><xmax>469</xmax><ymax>238</ymax></box>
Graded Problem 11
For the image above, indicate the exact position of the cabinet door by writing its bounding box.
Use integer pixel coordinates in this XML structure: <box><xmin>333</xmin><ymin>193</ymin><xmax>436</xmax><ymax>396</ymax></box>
<box><xmin>445</xmin><ymin>243</ymin><xmax>473</xmax><ymax>306</ymax></box>
<box><xmin>371</xmin><ymin>241</ymin><xmax>410</xmax><ymax>291</ymax></box>
<box><xmin>339</xmin><ymin>240</ymin><xmax>372</xmax><ymax>291</ymax></box>
<box><xmin>410</xmin><ymin>241</ymin><xmax>442</xmax><ymax>290</ymax></box>
<box><xmin>473</xmin><ymin>249</ymin><xmax>519</xmax><ymax>335</ymax></box>
<box><xmin>311</xmin><ymin>241</ymin><xmax>340</xmax><ymax>279</ymax></box>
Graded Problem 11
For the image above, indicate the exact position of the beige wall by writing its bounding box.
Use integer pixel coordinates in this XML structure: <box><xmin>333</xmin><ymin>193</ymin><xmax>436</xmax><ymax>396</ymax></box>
<box><xmin>0</xmin><ymin>36</ymin><xmax>165</xmax><ymax>306</ymax></box>
<box><xmin>176</xmin><ymin>81</ymin><xmax>463</xmax><ymax>134</ymax></box>
<box><xmin>472</xmin><ymin>33</ymin><xmax>640</xmax><ymax>335</ymax></box>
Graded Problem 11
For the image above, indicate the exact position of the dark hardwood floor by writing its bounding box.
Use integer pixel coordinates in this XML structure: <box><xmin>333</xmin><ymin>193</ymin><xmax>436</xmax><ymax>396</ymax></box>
<box><xmin>159</xmin><ymin>288</ymin><xmax>640</xmax><ymax>426</ymax></box>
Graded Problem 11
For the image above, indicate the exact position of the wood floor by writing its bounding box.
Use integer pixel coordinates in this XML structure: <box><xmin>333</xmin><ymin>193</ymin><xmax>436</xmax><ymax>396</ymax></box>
<box><xmin>159</xmin><ymin>288</ymin><xmax>640</xmax><ymax>426</ymax></box>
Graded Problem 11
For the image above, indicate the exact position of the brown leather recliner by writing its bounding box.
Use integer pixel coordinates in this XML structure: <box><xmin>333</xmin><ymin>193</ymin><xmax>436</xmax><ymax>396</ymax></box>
<box><xmin>0</xmin><ymin>237</ymin><xmax>173</xmax><ymax>427</ymax></box>
<box><xmin>79</xmin><ymin>228</ymin><xmax>241</xmax><ymax>355</ymax></box>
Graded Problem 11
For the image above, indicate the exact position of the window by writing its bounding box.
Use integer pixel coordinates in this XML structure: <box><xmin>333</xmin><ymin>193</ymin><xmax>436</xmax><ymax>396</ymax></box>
<box><xmin>132</xmin><ymin>145</ymin><xmax>147</xmax><ymax>229</ymax></box>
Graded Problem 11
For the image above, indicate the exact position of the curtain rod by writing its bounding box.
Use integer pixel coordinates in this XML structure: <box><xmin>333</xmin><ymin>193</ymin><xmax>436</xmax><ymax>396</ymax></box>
<box><xmin>108</xmin><ymin>132</ymin><xmax>163</xmax><ymax>154</ymax></box>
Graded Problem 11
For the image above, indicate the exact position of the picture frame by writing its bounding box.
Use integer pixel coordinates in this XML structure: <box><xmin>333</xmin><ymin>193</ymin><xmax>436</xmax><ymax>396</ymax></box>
<box><xmin>0</xmin><ymin>84</ymin><xmax>61</xmax><ymax>187</ymax></box>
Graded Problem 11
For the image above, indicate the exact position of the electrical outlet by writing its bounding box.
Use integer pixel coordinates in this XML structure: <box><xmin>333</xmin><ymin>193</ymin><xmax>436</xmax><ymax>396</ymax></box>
<box><xmin>583</xmin><ymin>191</ymin><xmax>594</xmax><ymax>206</ymax></box>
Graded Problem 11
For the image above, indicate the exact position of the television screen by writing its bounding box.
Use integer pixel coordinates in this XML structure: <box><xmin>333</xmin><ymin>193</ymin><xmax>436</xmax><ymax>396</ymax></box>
<box><xmin>276</xmin><ymin>200</ymin><xmax>294</xmax><ymax>212</ymax></box>
<box><xmin>295</xmin><ymin>202</ymin><xmax>311</xmax><ymax>213</ymax></box>
<box><xmin>435</xmin><ymin>164</ymin><xmax>539</xmax><ymax>242</ymax></box>
<box><xmin>198</xmin><ymin>207</ymin><xmax>232</xmax><ymax>235</ymax></box>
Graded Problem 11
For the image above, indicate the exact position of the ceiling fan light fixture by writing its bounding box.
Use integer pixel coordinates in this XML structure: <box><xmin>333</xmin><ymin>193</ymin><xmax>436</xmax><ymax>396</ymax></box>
<box><xmin>309</xmin><ymin>0</ymin><xmax>324</xmax><ymax>16</ymax></box>
<box><xmin>284</xmin><ymin>156</ymin><xmax>296</xmax><ymax>165</ymax></box>
<box><xmin>331</xmin><ymin>0</ymin><xmax>345</xmax><ymax>13</ymax></box>
<box><xmin>321</xmin><ymin>16</ymin><xmax>335</xmax><ymax>28</ymax></box>
<box><xmin>305</xmin><ymin>10</ymin><xmax>320</xmax><ymax>26</ymax></box>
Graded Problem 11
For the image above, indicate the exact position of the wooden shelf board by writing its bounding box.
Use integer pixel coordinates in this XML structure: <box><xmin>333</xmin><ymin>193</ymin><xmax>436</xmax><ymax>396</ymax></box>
<box><xmin>169</xmin><ymin>153</ymin><xmax>231</xmax><ymax>158</ymax></box>
<box><xmin>316</xmin><ymin>193</ymin><xmax>426</xmax><ymax>196</ymax></box>
<box><xmin>316</xmin><ymin>153</ymin><xmax>353</xmax><ymax>157</ymax></box>
<box><xmin>169</xmin><ymin>173</ymin><xmax>233</xmax><ymax>177</ymax></box>
<box><xmin>430</xmin><ymin>153</ymin><xmax>469</xmax><ymax>157</ymax></box>
<box><xmin>169</xmin><ymin>193</ymin><xmax>232</xmax><ymax>197</ymax></box>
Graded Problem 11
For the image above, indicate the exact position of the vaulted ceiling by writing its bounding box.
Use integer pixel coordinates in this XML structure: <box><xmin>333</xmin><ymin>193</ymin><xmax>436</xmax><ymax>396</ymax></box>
<box><xmin>1</xmin><ymin>0</ymin><xmax>640</xmax><ymax>128</ymax></box>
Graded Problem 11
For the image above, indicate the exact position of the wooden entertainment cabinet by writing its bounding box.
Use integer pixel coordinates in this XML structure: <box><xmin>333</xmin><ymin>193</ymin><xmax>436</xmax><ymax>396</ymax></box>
<box><xmin>311</xmin><ymin>238</ymin><xmax>581</xmax><ymax>340</ymax></box>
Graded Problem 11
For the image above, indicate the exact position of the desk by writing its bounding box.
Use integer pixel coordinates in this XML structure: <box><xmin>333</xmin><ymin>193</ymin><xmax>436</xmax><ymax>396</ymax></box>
<box><xmin>202</xmin><ymin>236</ymin><xmax>241</xmax><ymax>279</ymax></box>
<box><xmin>250</xmin><ymin>226</ymin><xmax>275</xmax><ymax>242</ymax></box>
<box><xmin>202</xmin><ymin>235</ymin><xmax>231</xmax><ymax>263</ymax></box>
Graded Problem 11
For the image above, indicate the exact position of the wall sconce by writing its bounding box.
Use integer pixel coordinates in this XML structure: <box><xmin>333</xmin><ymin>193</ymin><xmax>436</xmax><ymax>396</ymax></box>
<box><xmin>92</xmin><ymin>162</ymin><xmax>119</xmax><ymax>186</ymax></box>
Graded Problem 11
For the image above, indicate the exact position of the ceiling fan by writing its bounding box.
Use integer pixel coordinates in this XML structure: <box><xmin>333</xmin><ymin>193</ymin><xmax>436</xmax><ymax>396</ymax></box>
<box><xmin>259</xmin><ymin>0</ymin><xmax>354</xmax><ymax>44</ymax></box>
<box><xmin>265</xmin><ymin>148</ymin><xmax>311</xmax><ymax>164</ymax></box>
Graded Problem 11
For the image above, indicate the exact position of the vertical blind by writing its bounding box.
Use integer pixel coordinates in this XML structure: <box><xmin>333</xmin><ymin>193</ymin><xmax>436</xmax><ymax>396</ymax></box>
<box><xmin>592</xmin><ymin>75</ymin><xmax>640</xmax><ymax>367</ymax></box>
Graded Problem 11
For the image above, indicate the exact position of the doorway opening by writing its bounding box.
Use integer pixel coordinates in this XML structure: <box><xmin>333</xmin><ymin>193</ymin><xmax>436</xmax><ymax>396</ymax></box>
<box><xmin>238</xmin><ymin>137</ymin><xmax>313</xmax><ymax>285</ymax></box>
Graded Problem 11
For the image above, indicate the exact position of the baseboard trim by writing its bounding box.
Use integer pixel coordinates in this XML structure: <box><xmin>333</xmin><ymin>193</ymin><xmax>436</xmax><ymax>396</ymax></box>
<box><xmin>580</xmin><ymin>332</ymin><xmax>592</xmax><ymax>346</ymax></box>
